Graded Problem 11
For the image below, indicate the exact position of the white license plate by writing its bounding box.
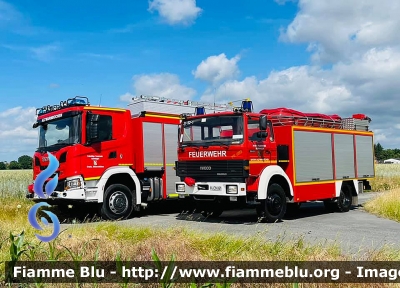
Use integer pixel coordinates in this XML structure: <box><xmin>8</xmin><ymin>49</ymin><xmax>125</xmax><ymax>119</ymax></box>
<box><xmin>229</xmin><ymin>196</ymin><xmax>237</xmax><ymax>201</ymax></box>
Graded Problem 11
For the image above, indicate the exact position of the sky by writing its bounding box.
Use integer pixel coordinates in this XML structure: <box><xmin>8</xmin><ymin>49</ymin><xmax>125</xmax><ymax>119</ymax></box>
<box><xmin>1</xmin><ymin>0</ymin><xmax>400</xmax><ymax>161</ymax></box>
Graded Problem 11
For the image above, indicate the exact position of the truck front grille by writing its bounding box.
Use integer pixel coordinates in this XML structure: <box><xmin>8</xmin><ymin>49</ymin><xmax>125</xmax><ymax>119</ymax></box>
<box><xmin>176</xmin><ymin>160</ymin><xmax>248</xmax><ymax>181</ymax></box>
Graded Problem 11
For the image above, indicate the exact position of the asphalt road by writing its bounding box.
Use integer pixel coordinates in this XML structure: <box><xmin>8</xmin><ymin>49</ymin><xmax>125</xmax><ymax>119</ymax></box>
<box><xmin>63</xmin><ymin>192</ymin><xmax>400</xmax><ymax>254</ymax></box>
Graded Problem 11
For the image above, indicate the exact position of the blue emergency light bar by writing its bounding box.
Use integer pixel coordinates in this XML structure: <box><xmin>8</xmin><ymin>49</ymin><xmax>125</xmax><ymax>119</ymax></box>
<box><xmin>241</xmin><ymin>99</ymin><xmax>253</xmax><ymax>112</ymax></box>
<box><xmin>195</xmin><ymin>106</ymin><xmax>205</xmax><ymax>115</ymax></box>
<box><xmin>36</xmin><ymin>96</ymin><xmax>90</xmax><ymax>115</ymax></box>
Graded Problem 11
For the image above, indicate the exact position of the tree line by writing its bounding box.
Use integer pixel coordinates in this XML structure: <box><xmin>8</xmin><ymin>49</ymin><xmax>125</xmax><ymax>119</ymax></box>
<box><xmin>0</xmin><ymin>155</ymin><xmax>33</xmax><ymax>170</ymax></box>
<box><xmin>374</xmin><ymin>143</ymin><xmax>400</xmax><ymax>162</ymax></box>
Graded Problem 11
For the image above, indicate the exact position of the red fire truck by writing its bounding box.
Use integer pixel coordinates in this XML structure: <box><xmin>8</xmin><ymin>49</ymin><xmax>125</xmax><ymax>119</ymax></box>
<box><xmin>174</xmin><ymin>100</ymin><xmax>375</xmax><ymax>222</ymax></box>
<box><xmin>26</xmin><ymin>95</ymin><xmax>231</xmax><ymax>220</ymax></box>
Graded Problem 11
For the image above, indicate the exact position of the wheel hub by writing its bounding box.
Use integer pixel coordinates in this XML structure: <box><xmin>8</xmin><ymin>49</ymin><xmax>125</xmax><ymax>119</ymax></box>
<box><xmin>267</xmin><ymin>193</ymin><xmax>283</xmax><ymax>216</ymax></box>
<box><xmin>109</xmin><ymin>191</ymin><xmax>128</xmax><ymax>214</ymax></box>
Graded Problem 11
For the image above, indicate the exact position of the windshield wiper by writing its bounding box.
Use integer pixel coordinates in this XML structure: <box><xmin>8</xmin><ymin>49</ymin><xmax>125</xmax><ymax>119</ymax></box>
<box><xmin>180</xmin><ymin>143</ymin><xmax>200</xmax><ymax>149</ymax></box>
<box><xmin>203</xmin><ymin>141</ymin><xmax>230</xmax><ymax>149</ymax></box>
<box><xmin>37</xmin><ymin>142</ymin><xmax>72</xmax><ymax>151</ymax></box>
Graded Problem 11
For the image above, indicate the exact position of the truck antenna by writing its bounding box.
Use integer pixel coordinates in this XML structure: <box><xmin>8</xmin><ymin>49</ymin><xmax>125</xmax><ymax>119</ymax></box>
<box><xmin>99</xmin><ymin>94</ymin><xmax>102</xmax><ymax>107</ymax></box>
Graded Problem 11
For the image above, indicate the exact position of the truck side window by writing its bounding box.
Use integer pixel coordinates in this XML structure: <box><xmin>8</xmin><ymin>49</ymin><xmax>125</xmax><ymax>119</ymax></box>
<box><xmin>247</xmin><ymin>118</ymin><xmax>263</xmax><ymax>141</ymax></box>
<box><xmin>97</xmin><ymin>115</ymin><xmax>112</xmax><ymax>141</ymax></box>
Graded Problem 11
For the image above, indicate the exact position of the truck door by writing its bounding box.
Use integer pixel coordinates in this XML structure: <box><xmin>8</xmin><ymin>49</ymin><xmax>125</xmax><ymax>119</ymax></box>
<box><xmin>82</xmin><ymin>112</ymin><xmax>120</xmax><ymax>179</ymax></box>
<box><xmin>247</xmin><ymin>116</ymin><xmax>276</xmax><ymax>163</ymax></box>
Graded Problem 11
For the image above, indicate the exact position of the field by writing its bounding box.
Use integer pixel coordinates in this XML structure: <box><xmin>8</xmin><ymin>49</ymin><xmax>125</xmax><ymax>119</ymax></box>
<box><xmin>1</xmin><ymin>164</ymin><xmax>399</xmax><ymax>198</ymax></box>
<box><xmin>1</xmin><ymin>165</ymin><xmax>400</xmax><ymax>287</ymax></box>
<box><xmin>369</xmin><ymin>163</ymin><xmax>400</xmax><ymax>191</ymax></box>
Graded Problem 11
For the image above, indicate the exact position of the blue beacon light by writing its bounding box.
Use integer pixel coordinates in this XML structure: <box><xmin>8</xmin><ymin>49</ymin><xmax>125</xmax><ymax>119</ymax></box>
<box><xmin>195</xmin><ymin>106</ymin><xmax>205</xmax><ymax>115</ymax></box>
<box><xmin>241</xmin><ymin>99</ymin><xmax>253</xmax><ymax>112</ymax></box>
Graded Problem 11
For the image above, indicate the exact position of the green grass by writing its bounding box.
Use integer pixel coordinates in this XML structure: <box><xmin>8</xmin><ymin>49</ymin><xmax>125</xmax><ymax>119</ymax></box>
<box><xmin>364</xmin><ymin>188</ymin><xmax>400</xmax><ymax>222</ymax></box>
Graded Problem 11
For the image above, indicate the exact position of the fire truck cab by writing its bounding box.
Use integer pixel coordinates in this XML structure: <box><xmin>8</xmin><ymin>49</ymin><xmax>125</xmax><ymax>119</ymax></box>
<box><xmin>175</xmin><ymin>100</ymin><xmax>375</xmax><ymax>222</ymax></box>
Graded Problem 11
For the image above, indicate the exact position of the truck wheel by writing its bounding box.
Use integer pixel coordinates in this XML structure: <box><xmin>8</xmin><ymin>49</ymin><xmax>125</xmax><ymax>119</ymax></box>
<box><xmin>257</xmin><ymin>183</ymin><xmax>287</xmax><ymax>223</ymax></box>
<box><xmin>336</xmin><ymin>184</ymin><xmax>352</xmax><ymax>212</ymax></box>
<box><xmin>100</xmin><ymin>184</ymin><xmax>134</xmax><ymax>220</ymax></box>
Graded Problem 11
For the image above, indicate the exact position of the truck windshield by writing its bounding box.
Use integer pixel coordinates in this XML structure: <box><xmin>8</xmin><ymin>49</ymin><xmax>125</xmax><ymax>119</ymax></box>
<box><xmin>37</xmin><ymin>115</ymin><xmax>81</xmax><ymax>151</ymax></box>
<box><xmin>180</xmin><ymin>115</ymin><xmax>243</xmax><ymax>146</ymax></box>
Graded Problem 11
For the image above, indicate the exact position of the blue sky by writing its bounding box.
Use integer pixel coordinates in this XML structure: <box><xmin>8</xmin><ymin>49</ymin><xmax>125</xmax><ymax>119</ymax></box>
<box><xmin>0</xmin><ymin>0</ymin><xmax>304</xmax><ymax>110</ymax></box>
<box><xmin>1</xmin><ymin>0</ymin><xmax>400</xmax><ymax>161</ymax></box>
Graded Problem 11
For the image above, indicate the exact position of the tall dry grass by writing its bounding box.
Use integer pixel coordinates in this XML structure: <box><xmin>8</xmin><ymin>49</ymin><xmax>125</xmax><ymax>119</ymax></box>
<box><xmin>369</xmin><ymin>164</ymin><xmax>400</xmax><ymax>191</ymax></box>
<box><xmin>0</xmin><ymin>169</ymin><xmax>32</xmax><ymax>198</ymax></box>
<box><xmin>364</xmin><ymin>188</ymin><xmax>400</xmax><ymax>222</ymax></box>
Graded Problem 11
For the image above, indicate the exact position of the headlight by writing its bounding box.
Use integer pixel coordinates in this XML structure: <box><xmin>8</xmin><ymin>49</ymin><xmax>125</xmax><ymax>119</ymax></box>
<box><xmin>65</xmin><ymin>178</ymin><xmax>82</xmax><ymax>190</ymax></box>
<box><xmin>226</xmin><ymin>185</ymin><xmax>238</xmax><ymax>194</ymax></box>
<box><xmin>176</xmin><ymin>184</ymin><xmax>185</xmax><ymax>192</ymax></box>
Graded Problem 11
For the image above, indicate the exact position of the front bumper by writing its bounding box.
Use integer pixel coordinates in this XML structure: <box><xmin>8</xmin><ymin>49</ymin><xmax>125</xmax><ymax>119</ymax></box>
<box><xmin>175</xmin><ymin>181</ymin><xmax>247</xmax><ymax>197</ymax></box>
<box><xmin>26</xmin><ymin>175</ymin><xmax>99</xmax><ymax>204</ymax></box>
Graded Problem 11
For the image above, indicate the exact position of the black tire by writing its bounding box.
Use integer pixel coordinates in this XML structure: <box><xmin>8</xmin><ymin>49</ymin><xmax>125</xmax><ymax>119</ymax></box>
<box><xmin>257</xmin><ymin>183</ymin><xmax>287</xmax><ymax>223</ymax></box>
<box><xmin>100</xmin><ymin>184</ymin><xmax>135</xmax><ymax>220</ymax></box>
<box><xmin>336</xmin><ymin>184</ymin><xmax>352</xmax><ymax>212</ymax></box>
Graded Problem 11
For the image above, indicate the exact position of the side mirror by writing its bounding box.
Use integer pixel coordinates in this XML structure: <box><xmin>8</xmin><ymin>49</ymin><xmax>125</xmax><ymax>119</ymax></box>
<box><xmin>259</xmin><ymin>115</ymin><xmax>267</xmax><ymax>131</ymax></box>
<box><xmin>87</xmin><ymin>114</ymin><xmax>99</xmax><ymax>143</ymax></box>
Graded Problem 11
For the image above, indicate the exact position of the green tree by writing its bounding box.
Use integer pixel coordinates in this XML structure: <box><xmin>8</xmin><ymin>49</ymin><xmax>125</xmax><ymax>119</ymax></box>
<box><xmin>8</xmin><ymin>161</ymin><xmax>21</xmax><ymax>170</ymax></box>
<box><xmin>17</xmin><ymin>155</ymin><xmax>33</xmax><ymax>169</ymax></box>
<box><xmin>0</xmin><ymin>162</ymin><xmax>6</xmax><ymax>170</ymax></box>
<box><xmin>374</xmin><ymin>143</ymin><xmax>384</xmax><ymax>161</ymax></box>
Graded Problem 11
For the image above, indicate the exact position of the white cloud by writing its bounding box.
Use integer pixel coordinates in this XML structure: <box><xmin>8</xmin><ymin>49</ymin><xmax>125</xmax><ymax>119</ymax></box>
<box><xmin>0</xmin><ymin>0</ymin><xmax>22</xmax><ymax>26</ymax></box>
<box><xmin>199</xmin><ymin>45</ymin><xmax>400</xmax><ymax>148</ymax></box>
<box><xmin>148</xmin><ymin>0</ymin><xmax>202</xmax><ymax>25</ymax></box>
<box><xmin>2</xmin><ymin>43</ymin><xmax>60</xmax><ymax>61</ymax></box>
<box><xmin>0</xmin><ymin>106</ymin><xmax>37</xmax><ymax>161</ymax></box>
<box><xmin>79</xmin><ymin>53</ymin><xmax>116</xmax><ymax>60</ymax></box>
<box><xmin>197</xmin><ymin>0</ymin><xmax>400</xmax><ymax>149</ymax></box>
<box><xmin>279</xmin><ymin>0</ymin><xmax>400</xmax><ymax>63</ymax></box>
<box><xmin>193</xmin><ymin>53</ymin><xmax>241</xmax><ymax>85</ymax></box>
<box><xmin>49</xmin><ymin>83</ymin><xmax>59</xmax><ymax>88</ymax></box>
<box><xmin>120</xmin><ymin>73</ymin><xmax>196</xmax><ymax>102</ymax></box>
<box><xmin>200</xmin><ymin>66</ymin><xmax>353</xmax><ymax>114</ymax></box>
<box><xmin>107</xmin><ymin>24</ymin><xmax>136</xmax><ymax>34</ymax></box>
<box><xmin>0</xmin><ymin>0</ymin><xmax>46</xmax><ymax>35</ymax></box>
<box><xmin>119</xmin><ymin>92</ymin><xmax>134</xmax><ymax>103</ymax></box>
<box><xmin>30</xmin><ymin>43</ymin><xmax>60</xmax><ymax>62</ymax></box>
<box><xmin>274</xmin><ymin>0</ymin><xmax>296</xmax><ymax>5</ymax></box>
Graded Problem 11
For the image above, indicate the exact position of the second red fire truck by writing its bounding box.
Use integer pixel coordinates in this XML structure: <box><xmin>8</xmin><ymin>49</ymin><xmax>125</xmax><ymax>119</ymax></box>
<box><xmin>175</xmin><ymin>100</ymin><xmax>375</xmax><ymax>222</ymax></box>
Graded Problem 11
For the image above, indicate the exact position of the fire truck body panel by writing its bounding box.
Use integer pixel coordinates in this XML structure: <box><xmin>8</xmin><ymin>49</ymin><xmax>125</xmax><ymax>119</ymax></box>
<box><xmin>272</xmin><ymin>125</ymin><xmax>374</xmax><ymax>203</ymax></box>
<box><xmin>131</xmin><ymin>111</ymin><xmax>182</xmax><ymax>199</ymax></box>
